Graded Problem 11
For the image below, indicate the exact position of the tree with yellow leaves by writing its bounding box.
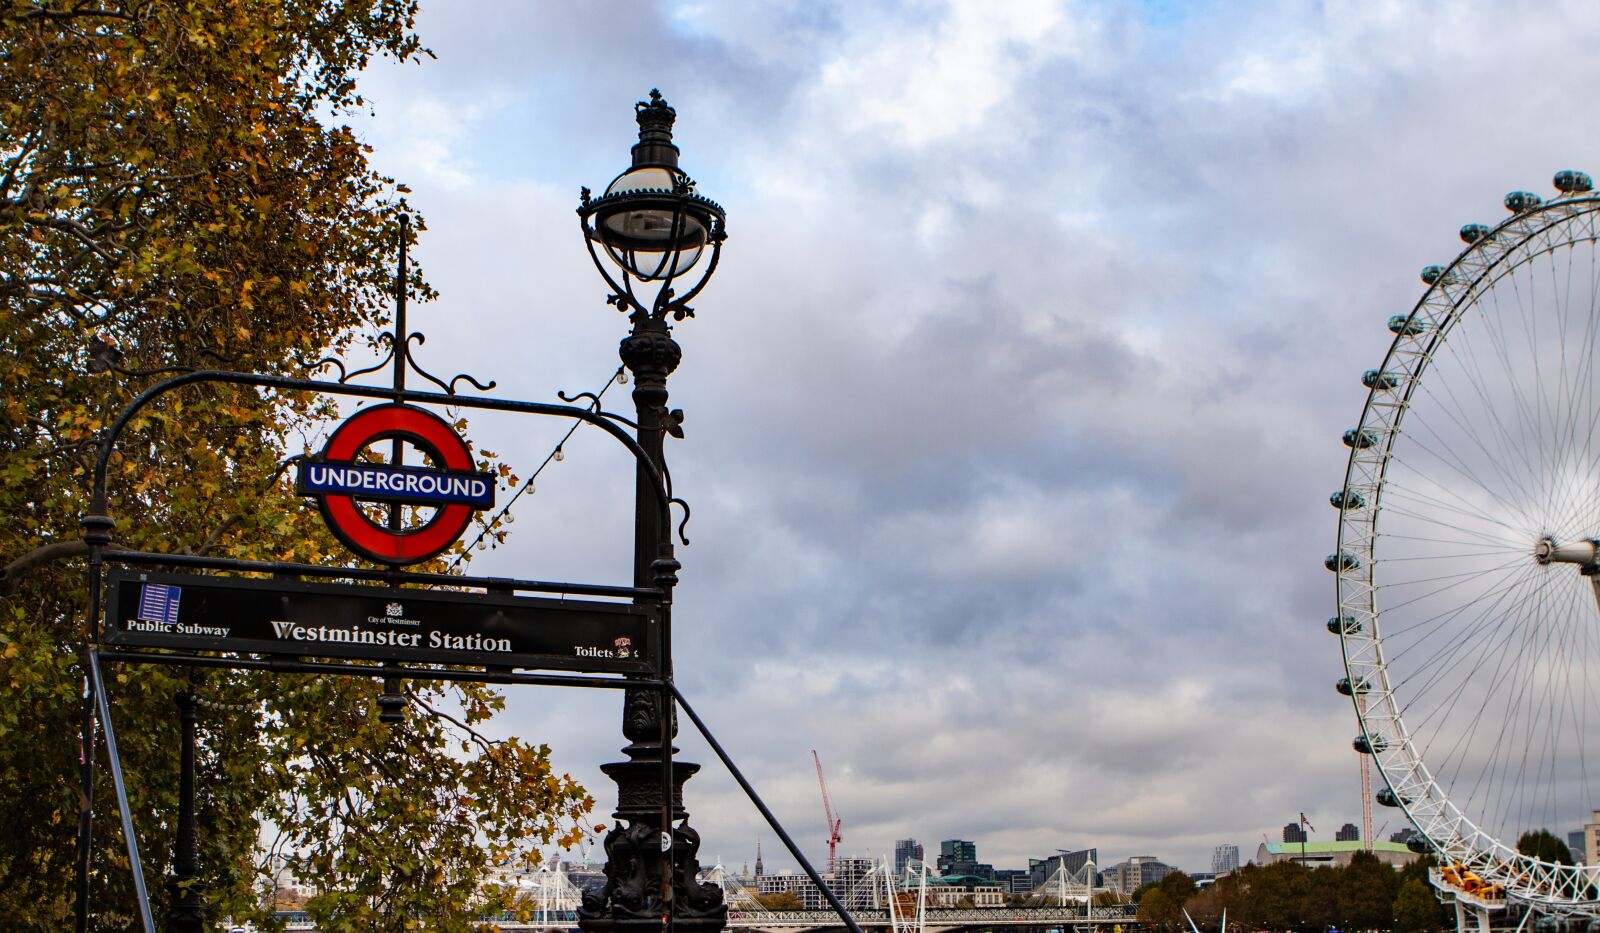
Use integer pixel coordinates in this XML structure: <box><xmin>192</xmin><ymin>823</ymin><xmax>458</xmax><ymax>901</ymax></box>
<box><xmin>0</xmin><ymin>2</ymin><xmax>591</xmax><ymax>928</ymax></box>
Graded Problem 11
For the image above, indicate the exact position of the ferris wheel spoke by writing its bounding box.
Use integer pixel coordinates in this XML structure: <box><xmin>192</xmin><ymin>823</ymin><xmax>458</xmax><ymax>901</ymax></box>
<box><xmin>1376</xmin><ymin>504</ymin><xmax>1524</xmax><ymax>546</ymax></box>
<box><xmin>1379</xmin><ymin>481</ymin><xmax>1526</xmax><ymax>538</ymax></box>
<box><xmin>1393</xmin><ymin>563</ymin><xmax>1544</xmax><ymax>736</ymax></box>
<box><xmin>1388</xmin><ymin>435</ymin><xmax>1536</xmax><ymax>528</ymax></box>
<box><xmin>1406</xmin><ymin>375</ymin><xmax>1541</xmax><ymax>522</ymax></box>
<box><xmin>1376</xmin><ymin>553</ymin><xmax>1531</xmax><ymax>603</ymax></box>
<box><xmin>1383</xmin><ymin>560</ymin><xmax>1544</xmax><ymax>674</ymax></box>
<box><xmin>1467</xmin><ymin>278</ymin><xmax>1564</xmax><ymax>504</ymax></box>
<box><xmin>1479</xmin><ymin>279</ymin><xmax>1551</xmax><ymax>489</ymax></box>
<box><xmin>1512</xmin><ymin>581</ymin><xmax>1576</xmax><ymax>829</ymax></box>
<box><xmin>1423</xmin><ymin>364</ymin><xmax>1543</xmax><ymax>520</ymax></box>
<box><xmin>1410</xmin><ymin>578</ymin><xmax>1545</xmax><ymax>814</ymax></box>
<box><xmin>1379</xmin><ymin>532</ymin><xmax>1525</xmax><ymax>551</ymax></box>
<box><xmin>1450</xmin><ymin>574</ymin><xmax>1567</xmax><ymax>821</ymax></box>
<box><xmin>1433</xmin><ymin>302</ymin><xmax>1549</xmax><ymax>510</ymax></box>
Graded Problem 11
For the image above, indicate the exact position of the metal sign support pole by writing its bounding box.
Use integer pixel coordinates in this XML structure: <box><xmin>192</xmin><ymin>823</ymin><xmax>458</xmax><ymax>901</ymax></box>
<box><xmin>89</xmin><ymin>648</ymin><xmax>157</xmax><ymax>933</ymax></box>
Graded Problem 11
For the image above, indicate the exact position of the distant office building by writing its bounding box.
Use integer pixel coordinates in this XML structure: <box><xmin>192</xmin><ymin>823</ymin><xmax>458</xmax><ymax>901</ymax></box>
<box><xmin>757</xmin><ymin>858</ymin><xmax>876</xmax><ymax>911</ymax></box>
<box><xmin>993</xmin><ymin>869</ymin><xmax>1033</xmax><ymax>895</ymax></box>
<box><xmin>1389</xmin><ymin>828</ymin><xmax>1416</xmax><ymax>845</ymax></box>
<box><xmin>1584</xmin><ymin>811</ymin><xmax>1600</xmax><ymax>865</ymax></box>
<box><xmin>1283</xmin><ymin>822</ymin><xmax>1307</xmax><ymax>844</ymax></box>
<box><xmin>1336</xmin><ymin>823</ymin><xmax>1360</xmax><ymax>842</ymax></box>
<box><xmin>1210</xmin><ymin>845</ymin><xmax>1240</xmax><ymax>875</ymax></box>
<box><xmin>1256</xmin><ymin>840</ymin><xmax>1416</xmax><ymax>868</ymax></box>
<box><xmin>1102</xmin><ymin>856</ymin><xmax>1174</xmax><ymax>896</ymax></box>
<box><xmin>895</xmin><ymin>839</ymin><xmax>924</xmax><ymax>874</ymax></box>
<box><xmin>832</xmin><ymin>857</ymin><xmax>876</xmax><ymax>910</ymax></box>
<box><xmin>937</xmin><ymin>839</ymin><xmax>994</xmax><ymax>879</ymax></box>
<box><xmin>1028</xmin><ymin>848</ymin><xmax>1098</xmax><ymax>889</ymax></box>
<box><xmin>1570</xmin><ymin>830</ymin><xmax>1586</xmax><ymax>862</ymax></box>
<box><xmin>921</xmin><ymin>878</ymin><xmax>1006</xmax><ymax>907</ymax></box>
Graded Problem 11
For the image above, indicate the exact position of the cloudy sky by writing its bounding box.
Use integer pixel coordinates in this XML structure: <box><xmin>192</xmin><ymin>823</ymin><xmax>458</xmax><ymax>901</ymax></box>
<box><xmin>339</xmin><ymin>0</ymin><xmax>1600</xmax><ymax>875</ymax></box>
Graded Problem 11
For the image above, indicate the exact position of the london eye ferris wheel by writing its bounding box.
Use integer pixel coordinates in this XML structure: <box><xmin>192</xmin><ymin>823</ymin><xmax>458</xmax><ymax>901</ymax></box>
<box><xmin>1331</xmin><ymin>170</ymin><xmax>1600</xmax><ymax>917</ymax></box>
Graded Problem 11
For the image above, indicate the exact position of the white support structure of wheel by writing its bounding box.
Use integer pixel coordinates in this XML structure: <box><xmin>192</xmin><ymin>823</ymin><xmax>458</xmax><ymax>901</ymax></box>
<box><xmin>1332</xmin><ymin>170</ymin><xmax>1600</xmax><ymax>921</ymax></box>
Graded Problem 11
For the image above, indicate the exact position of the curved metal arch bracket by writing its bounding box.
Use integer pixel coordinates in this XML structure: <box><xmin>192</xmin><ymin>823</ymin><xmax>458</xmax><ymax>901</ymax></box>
<box><xmin>399</xmin><ymin>332</ymin><xmax>498</xmax><ymax>395</ymax></box>
<box><xmin>315</xmin><ymin>331</ymin><xmax>397</xmax><ymax>384</ymax></box>
<box><xmin>577</xmin><ymin>215</ymin><xmax>644</xmax><ymax>318</ymax></box>
<box><xmin>557</xmin><ymin>388</ymin><xmax>641</xmax><ymax>431</ymax></box>
<box><xmin>86</xmin><ymin>370</ymin><xmax>674</xmax><ymax>541</ymax></box>
<box><xmin>671</xmin><ymin>497</ymin><xmax>691</xmax><ymax>546</ymax></box>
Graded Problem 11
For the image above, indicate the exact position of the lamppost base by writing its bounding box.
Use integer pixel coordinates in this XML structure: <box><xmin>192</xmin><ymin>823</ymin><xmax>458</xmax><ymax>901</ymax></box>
<box><xmin>164</xmin><ymin>878</ymin><xmax>206</xmax><ymax>933</ymax></box>
<box><xmin>577</xmin><ymin>761</ymin><xmax>727</xmax><ymax>933</ymax></box>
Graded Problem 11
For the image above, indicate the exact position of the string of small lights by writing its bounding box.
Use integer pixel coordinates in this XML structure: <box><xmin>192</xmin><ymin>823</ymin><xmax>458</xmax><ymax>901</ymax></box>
<box><xmin>447</xmin><ymin>365</ymin><xmax>628</xmax><ymax>570</ymax></box>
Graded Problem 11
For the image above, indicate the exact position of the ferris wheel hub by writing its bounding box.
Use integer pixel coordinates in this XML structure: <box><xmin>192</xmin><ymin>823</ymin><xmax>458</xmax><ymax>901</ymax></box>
<box><xmin>1534</xmin><ymin>535</ymin><xmax>1598</xmax><ymax>567</ymax></box>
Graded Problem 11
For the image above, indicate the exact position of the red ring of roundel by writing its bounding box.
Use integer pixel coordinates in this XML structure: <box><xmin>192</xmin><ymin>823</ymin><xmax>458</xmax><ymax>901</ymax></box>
<box><xmin>317</xmin><ymin>403</ymin><xmax>476</xmax><ymax>565</ymax></box>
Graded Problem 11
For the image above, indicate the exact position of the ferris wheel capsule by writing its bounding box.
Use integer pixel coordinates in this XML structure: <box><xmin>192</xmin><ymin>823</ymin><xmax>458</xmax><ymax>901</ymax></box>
<box><xmin>1343</xmin><ymin>428</ymin><xmax>1378</xmax><ymax>449</ymax></box>
<box><xmin>1354</xmin><ymin>734</ymin><xmax>1387</xmax><ymax>754</ymax></box>
<box><xmin>1326</xmin><ymin>552</ymin><xmax>1359</xmax><ymax>572</ymax></box>
<box><xmin>1328</xmin><ymin>615</ymin><xmax>1361</xmax><ymax>635</ymax></box>
<box><xmin>1460</xmin><ymin>224</ymin><xmax>1492</xmax><ymax>244</ymax></box>
<box><xmin>1389</xmin><ymin>314</ymin><xmax>1426</xmax><ymax>336</ymax></box>
<box><xmin>1330</xmin><ymin>489</ymin><xmax>1365</xmax><ymax>510</ymax></box>
<box><xmin>1504</xmin><ymin>190</ymin><xmax>1543</xmax><ymax>213</ymax></box>
<box><xmin>1376</xmin><ymin>787</ymin><xmax>1411</xmax><ymax>807</ymax></box>
<box><xmin>1362</xmin><ymin>370</ymin><xmax>1398</xmax><ymax>391</ymax></box>
<box><xmin>1336</xmin><ymin>676</ymin><xmax>1371</xmax><ymax>696</ymax></box>
<box><xmin>1555</xmin><ymin>170</ymin><xmax>1594</xmax><ymax>194</ymax></box>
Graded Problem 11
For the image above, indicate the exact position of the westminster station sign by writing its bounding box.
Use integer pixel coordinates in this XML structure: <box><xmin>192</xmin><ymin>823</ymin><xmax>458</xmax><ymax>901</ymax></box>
<box><xmin>103</xmin><ymin>570</ymin><xmax>656</xmax><ymax>674</ymax></box>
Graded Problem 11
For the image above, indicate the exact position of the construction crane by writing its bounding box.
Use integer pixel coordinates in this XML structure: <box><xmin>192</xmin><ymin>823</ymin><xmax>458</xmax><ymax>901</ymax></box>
<box><xmin>1357</xmin><ymin>693</ymin><xmax>1374</xmax><ymax>850</ymax></box>
<box><xmin>813</xmin><ymin>750</ymin><xmax>843</xmax><ymax>872</ymax></box>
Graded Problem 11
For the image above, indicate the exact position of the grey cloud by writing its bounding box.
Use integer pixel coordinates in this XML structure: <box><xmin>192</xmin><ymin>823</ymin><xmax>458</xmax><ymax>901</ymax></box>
<box><xmin>338</xmin><ymin>0</ymin><xmax>1600</xmax><ymax>874</ymax></box>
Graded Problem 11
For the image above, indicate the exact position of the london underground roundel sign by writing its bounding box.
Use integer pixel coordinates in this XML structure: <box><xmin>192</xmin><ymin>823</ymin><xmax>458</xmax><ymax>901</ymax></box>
<box><xmin>296</xmin><ymin>404</ymin><xmax>495</xmax><ymax>565</ymax></box>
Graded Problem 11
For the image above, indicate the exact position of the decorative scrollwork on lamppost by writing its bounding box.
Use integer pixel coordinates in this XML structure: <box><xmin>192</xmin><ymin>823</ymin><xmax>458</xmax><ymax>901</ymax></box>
<box><xmin>575</xmin><ymin>89</ymin><xmax>728</xmax><ymax>933</ymax></box>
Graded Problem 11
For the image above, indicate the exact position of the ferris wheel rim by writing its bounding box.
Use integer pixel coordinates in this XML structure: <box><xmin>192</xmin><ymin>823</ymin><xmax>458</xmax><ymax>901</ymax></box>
<box><xmin>1333</xmin><ymin>183</ymin><xmax>1600</xmax><ymax>909</ymax></box>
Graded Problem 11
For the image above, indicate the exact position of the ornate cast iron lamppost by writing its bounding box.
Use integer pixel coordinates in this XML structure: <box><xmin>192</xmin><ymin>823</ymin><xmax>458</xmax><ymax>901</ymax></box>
<box><xmin>575</xmin><ymin>90</ymin><xmax>728</xmax><ymax>933</ymax></box>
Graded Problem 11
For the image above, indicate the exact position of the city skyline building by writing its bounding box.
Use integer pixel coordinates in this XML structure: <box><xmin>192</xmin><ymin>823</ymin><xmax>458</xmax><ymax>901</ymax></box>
<box><xmin>1335</xmin><ymin>822</ymin><xmax>1360</xmax><ymax>842</ymax></box>
<box><xmin>1283</xmin><ymin>822</ymin><xmax>1307</xmax><ymax>844</ymax></box>
<box><xmin>1028</xmin><ymin>848</ymin><xmax>1098</xmax><ymax>890</ymax></box>
<box><xmin>937</xmin><ymin>839</ymin><xmax>994</xmax><ymax>879</ymax></box>
<box><xmin>895</xmin><ymin>838</ymin><xmax>924</xmax><ymax>874</ymax></box>
<box><xmin>1102</xmin><ymin>856</ymin><xmax>1174</xmax><ymax>896</ymax></box>
<box><xmin>1585</xmin><ymin>811</ymin><xmax>1600</xmax><ymax>865</ymax></box>
<box><xmin>1210</xmin><ymin>844</ymin><xmax>1240</xmax><ymax>875</ymax></box>
<box><xmin>993</xmin><ymin>868</ymin><xmax>1033</xmax><ymax>894</ymax></box>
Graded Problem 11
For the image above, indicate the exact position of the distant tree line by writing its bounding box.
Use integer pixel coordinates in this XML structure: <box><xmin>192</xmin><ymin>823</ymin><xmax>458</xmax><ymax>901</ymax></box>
<box><xmin>1135</xmin><ymin>852</ymin><xmax>1451</xmax><ymax>933</ymax></box>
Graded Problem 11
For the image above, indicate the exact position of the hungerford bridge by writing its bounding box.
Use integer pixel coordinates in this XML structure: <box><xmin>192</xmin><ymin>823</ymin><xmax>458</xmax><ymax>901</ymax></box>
<box><xmin>284</xmin><ymin>857</ymin><xmax>1140</xmax><ymax>933</ymax></box>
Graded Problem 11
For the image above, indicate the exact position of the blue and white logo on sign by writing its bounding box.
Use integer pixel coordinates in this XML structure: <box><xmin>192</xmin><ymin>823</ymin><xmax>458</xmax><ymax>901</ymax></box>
<box><xmin>138</xmin><ymin>583</ymin><xmax>182</xmax><ymax>624</ymax></box>
<box><xmin>298</xmin><ymin>461</ymin><xmax>495</xmax><ymax>509</ymax></box>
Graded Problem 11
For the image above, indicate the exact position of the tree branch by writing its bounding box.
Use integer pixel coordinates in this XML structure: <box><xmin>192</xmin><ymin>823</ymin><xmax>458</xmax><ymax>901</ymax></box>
<box><xmin>1</xmin><ymin>538</ymin><xmax>128</xmax><ymax>595</ymax></box>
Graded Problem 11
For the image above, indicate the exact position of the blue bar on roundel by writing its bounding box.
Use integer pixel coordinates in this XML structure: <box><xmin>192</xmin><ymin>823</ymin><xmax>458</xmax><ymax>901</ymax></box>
<box><xmin>296</xmin><ymin>461</ymin><xmax>495</xmax><ymax>509</ymax></box>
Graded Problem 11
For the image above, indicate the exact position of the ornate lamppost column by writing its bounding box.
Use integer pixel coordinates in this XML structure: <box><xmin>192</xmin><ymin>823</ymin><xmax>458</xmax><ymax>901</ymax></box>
<box><xmin>575</xmin><ymin>90</ymin><xmax>728</xmax><ymax>933</ymax></box>
<box><xmin>166</xmin><ymin>686</ymin><xmax>204</xmax><ymax>932</ymax></box>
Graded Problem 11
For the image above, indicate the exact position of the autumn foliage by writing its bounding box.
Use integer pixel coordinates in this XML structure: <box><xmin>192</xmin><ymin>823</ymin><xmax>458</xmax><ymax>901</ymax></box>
<box><xmin>0</xmin><ymin>2</ymin><xmax>591</xmax><ymax>929</ymax></box>
<box><xmin>1143</xmin><ymin>854</ymin><xmax>1453</xmax><ymax>933</ymax></box>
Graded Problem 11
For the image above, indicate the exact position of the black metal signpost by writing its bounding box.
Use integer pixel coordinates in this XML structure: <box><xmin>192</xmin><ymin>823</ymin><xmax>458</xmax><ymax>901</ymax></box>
<box><xmin>70</xmin><ymin>91</ymin><xmax>861</xmax><ymax>933</ymax></box>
